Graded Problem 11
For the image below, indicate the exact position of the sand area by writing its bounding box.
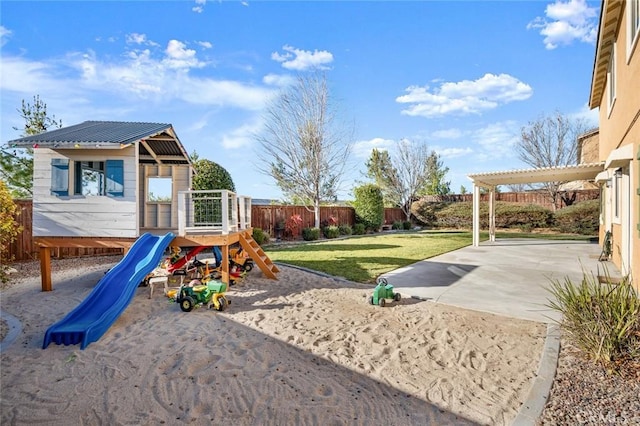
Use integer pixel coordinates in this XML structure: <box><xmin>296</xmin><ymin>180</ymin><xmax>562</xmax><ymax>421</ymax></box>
<box><xmin>0</xmin><ymin>256</ymin><xmax>545</xmax><ymax>425</ymax></box>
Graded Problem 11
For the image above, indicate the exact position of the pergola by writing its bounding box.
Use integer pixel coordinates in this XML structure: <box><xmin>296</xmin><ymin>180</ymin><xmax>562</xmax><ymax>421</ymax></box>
<box><xmin>467</xmin><ymin>162</ymin><xmax>605</xmax><ymax>246</ymax></box>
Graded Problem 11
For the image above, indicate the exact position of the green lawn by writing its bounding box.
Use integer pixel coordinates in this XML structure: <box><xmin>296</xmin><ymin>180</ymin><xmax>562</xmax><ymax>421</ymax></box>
<box><xmin>264</xmin><ymin>230</ymin><xmax>596</xmax><ymax>284</ymax></box>
<box><xmin>264</xmin><ymin>230</ymin><xmax>472</xmax><ymax>283</ymax></box>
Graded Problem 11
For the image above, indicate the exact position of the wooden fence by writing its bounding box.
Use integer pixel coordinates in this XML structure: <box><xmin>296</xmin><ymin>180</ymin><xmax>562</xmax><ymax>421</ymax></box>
<box><xmin>5</xmin><ymin>190</ymin><xmax>597</xmax><ymax>261</ymax></box>
<box><xmin>420</xmin><ymin>189</ymin><xmax>600</xmax><ymax>210</ymax></box>
<box><xmin>251</xmin><ymin>205</ymin><xmax>405</xmax><ymax>239</ymax></box>
<box><xmin>4</xmin><ymin>201</ymin><xmax>404</xmax><ymax>261</ymax></box>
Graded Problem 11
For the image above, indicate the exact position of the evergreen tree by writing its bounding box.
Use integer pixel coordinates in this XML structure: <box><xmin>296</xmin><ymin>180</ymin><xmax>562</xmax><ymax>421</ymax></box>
<box><xmin>0</xmin><ymin>95</ymin><xmax>62</xmax><ymax>198</ymax></box>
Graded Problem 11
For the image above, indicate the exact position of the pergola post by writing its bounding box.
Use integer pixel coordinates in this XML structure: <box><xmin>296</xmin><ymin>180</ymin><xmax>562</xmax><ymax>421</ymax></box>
<box><xmin>472</xmin><ymin>183</ymin><xmax>480</xmax><ymax>247</ymax></box>
<box><xmin>489</xmin><ymin>186</ymin><xmax>496</xmax><ymax>242</ymax></box>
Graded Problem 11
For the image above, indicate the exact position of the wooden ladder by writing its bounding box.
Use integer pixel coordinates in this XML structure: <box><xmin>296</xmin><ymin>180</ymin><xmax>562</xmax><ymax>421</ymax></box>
<box><xmin>239</xmin><ymin>233</ymin><xmax>279</xmax><ymax>280</ymax></box>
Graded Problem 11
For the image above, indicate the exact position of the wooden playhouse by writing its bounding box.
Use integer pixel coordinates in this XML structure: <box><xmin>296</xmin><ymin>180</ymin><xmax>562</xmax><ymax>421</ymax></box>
<box><xmin>9</xmin><ymin>120</ymin><xmax>277</xmax><ymax>290</ymax></box>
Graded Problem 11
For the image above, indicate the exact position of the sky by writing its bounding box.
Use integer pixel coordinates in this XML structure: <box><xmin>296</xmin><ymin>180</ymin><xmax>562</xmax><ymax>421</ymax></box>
<box><xmin>0</xmin><ymin>0</ymin><xmax>601</xmax><ymax>201</ymax></box>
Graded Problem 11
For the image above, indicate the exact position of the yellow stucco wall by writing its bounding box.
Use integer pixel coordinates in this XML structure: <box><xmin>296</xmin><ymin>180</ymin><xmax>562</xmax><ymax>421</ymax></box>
<box><xmin>595</xmin><ymin>2</ymin><xmax>640</xmax><ymax>290</ymax></box>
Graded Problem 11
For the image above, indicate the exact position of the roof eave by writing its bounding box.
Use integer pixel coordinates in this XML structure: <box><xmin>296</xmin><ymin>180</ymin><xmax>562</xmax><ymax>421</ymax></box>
<box><xmin>589</xmin><ymin>0</ymin><xmax>623</xmax><ymax>109</ymax></box>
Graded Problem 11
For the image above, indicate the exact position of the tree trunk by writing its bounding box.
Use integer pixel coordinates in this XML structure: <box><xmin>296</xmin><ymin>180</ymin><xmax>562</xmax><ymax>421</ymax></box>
<box><xmin>314</xmin><ymin>200</ymin><xmax>321</xmax><ymax>229</ymax></box>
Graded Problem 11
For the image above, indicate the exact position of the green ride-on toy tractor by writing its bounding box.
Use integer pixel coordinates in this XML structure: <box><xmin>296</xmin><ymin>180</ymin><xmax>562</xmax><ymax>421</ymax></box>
<box><xmin>176</xmin><ymin>280</ymin><xmax>229</xmax><ymax>312</ymax></box>
<box><xmin>369</xmin><ymin>277</ymin><xmax>401</xmax><ymax>307</ymax></box>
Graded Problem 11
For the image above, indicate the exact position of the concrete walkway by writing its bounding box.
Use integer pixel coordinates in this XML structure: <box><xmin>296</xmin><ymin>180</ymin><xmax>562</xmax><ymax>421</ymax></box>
<box><xmin>382</xmin><ymin>238</ymin><xmax>610</xmax><ymax>324</ymax></box>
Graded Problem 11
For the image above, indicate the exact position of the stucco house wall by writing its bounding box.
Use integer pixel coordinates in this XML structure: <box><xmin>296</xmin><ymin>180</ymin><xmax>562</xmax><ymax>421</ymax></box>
<box><xmin>591</xmin><ymin>0</ymin><xmax>640</xmax><ymax>289</ymax></box>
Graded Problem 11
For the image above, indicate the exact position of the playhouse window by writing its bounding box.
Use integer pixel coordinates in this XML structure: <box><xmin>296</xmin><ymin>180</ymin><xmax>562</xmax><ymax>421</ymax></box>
<box><xmin>147</xmin><ymin>177</ymin><xmax>172</xmax><ymax>202</ymax></box>
<box><xmin>75</xmin><ymin>161</ymin><xmax>105</xmax><ymax>196</ymax></box>
<box><xmin>51</xmin><ymin>159</ymin><xmax>123</xmax><ymax>197</ymax></box>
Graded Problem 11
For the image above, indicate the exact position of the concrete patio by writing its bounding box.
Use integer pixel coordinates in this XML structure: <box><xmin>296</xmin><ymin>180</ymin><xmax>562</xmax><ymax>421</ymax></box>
<box><xmin>382</xmin><ymin>239</ymin><xmax>617</xmax><ymax>324</ymax></box>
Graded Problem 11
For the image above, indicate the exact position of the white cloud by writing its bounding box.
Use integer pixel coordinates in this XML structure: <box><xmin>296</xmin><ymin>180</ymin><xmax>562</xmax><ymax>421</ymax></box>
<box><xmin>163</xmin><ymin>39</ymin><xmax>205</xmax><ymax>70</ymax></box>
<box><xmin>1</xmin><ymin>37</ymin><xmax>274</xmax><ymax>112</ymax></box>
<box><xmin>221</xmin><ymin>120</ymin><xmax>262</xmax><ymax>149</ymax></box>
<box><xmin>271</xmin><ymin>45</ymin><xmax>333</xmax><ymax>71</ymax></box>
<box><xmin>431</xmin><ymin>128</ymin><xmax>463</xmax><ymax>139</ymax></box>
<box><xmin>396</xmin><ymin>73</ymin><xmax>533</xmax><ymax>118</ymax></box>
<box><xmin>1</xmin><ymin>25</ymin><xmax>12</xmax><ymax>47</ymax></box>
<box><xmin>570</xmin><ymin>103</ymin><xmax>599</xmax><ymax>128</ymax></box>
<box><xmin>197</xmin><ymin>41</ymin><xmax>213</xmax><ymax>49</ymax></box>
<box><xmin>126</xmin><ymin>33</ymin><xmax>147</xmax><ymax>45</ymax></box>
<box><xmin>527</xmin><ymin>0</ymin><xmax>598</xmax><ymax>49</ymax></box>
<box><xmin>192</xmin><ymin>0</ymin><xmax>206</xmax><ymax>13</ymax></box>
<box><xmin>0</xmin><ymin>56</ymin><xmax>63</xmax><ymax>95</ymax></box>
<box><xmin>262</xmin><ymin>73</ymin><xmax>295</xmax><ymax>87</ymax></box>
<box><xmin>434</xmin><ymin>146</ymin><xmax>473</xmax><ymax>158</ymax></box>
<box><xmin>351</xmin><ymin>137</ymin><xmax>395</xmax><ymax>159</ymax></box>
<box><xmin>471</xmin><ymin>121</ymin><xmax>520</xmax><ymax>159</ymax></box>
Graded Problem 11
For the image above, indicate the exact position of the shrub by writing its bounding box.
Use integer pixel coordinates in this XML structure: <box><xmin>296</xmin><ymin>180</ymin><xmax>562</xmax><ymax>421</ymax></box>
<box><xmin>411</xmin><ymin>200</ymin><xmax>448</xmax><ymax>227</ymax></box>
<box><xmin>302</xmin><ymin>227</ymin><xmax>320</xmax><ymax>241</ymax></box>
<box><xmin>338</xmin><ymin>224</ymin><xmax>352</xmax><ymax>236</ymax></box>
<box><xmin>352</xmin><ymin>184</ymin><xmax>384</xmax><ymax>231</ymax></box>
<box><xmin>546</xmin><ymin>272</ymin><xmax>640</xmax><ymax>370</ymax></box>
<box><xmin>402</xmin><ymin>221</ymin><xmax>412</xmax><ymax>230</ymax></box>
<box><xmin>553</xmin><ymin>199</ymin><xmax>599</xmax><ymax>235</ymax></box>
<box><xmin>412</xmin><ymin>201</ymin><xmax>553</xmax><ymax>230</ymax></box>
<box><xmin>352</xmin><ymin>223</ymin><xmax>366</xmax><ymax>235</ymax></box>
<box><xmin>0</xmin><ymin>181</ymin><xmax>22</xmax><ymax>283</ymax></box>
<box><xmin>285</xmin><ymin>214</ymin><xmax>303</xmax><ymax>239</ymax></box>
<box><xmin>494</xmin><ymin>203</ymin><xmax>551</xmax><ymax>229</ymax></box>
<box><xmin>320</xmin><ymin>215</ymin><xmax>338</xmax><ymax>228</ymax></box>
<box><xmin>391</xmin><ymin>221</ymin><xmax>403</xmax><ymax>230</ymax></box>
<box><xmin>322</xmin><ymin>225</ymin><xmax>340</xmax><ymax>239</ymax></box>
<box><xmin>252</xmin><ymin>227</ymin><xmax>269</xmax><ymax>245</ymax></box>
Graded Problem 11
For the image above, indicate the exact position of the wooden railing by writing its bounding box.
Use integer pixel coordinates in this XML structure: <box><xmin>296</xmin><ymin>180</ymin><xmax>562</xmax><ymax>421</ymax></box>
<box><xmin>177</xmin><ymin>190</ymin><xmax>252</xmax><ymax>236</ymax></box>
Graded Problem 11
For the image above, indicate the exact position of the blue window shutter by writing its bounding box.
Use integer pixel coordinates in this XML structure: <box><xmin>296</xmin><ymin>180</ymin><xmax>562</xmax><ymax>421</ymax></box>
<box><xmin>106</xmin><ymin>160</ymin><xmax>124</xmax><ymax>197</ymax></box>
<box><xmin>51</xmin><ymin>159</ymin><xmax>69</xmax><ymax>196</ymax></box>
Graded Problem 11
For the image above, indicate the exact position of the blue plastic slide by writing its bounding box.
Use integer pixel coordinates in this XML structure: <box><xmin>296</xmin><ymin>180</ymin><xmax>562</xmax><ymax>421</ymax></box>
<box><xmin>43</xmin><ymin>232</ymin><xmax>174</xmax><ymax>350</ymax></box>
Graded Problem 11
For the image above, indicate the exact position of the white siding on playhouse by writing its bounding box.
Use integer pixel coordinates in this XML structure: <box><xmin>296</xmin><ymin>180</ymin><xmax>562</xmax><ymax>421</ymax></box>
<box><xmin>32</xmin><ymin>147</ymin><xmax>138</xmax><ymax>238</ymax></box>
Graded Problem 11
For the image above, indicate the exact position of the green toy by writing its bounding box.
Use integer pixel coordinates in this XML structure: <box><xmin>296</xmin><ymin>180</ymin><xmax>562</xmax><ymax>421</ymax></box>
<box><xmin>369</xmin><ymin>277</ymin><xmax>401</xmax><ymax>307</ymax></box>
<box><xmin>176</xmin><ymin>279</ymin><xmax>229</xmax><ymax>312</ymax></box>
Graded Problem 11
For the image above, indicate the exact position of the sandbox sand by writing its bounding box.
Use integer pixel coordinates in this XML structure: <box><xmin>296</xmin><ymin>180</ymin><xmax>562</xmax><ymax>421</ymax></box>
<box><xmin>0</xmin><ymin>257</ymin><xmax>545</xmax><ymax>425</ymax></box>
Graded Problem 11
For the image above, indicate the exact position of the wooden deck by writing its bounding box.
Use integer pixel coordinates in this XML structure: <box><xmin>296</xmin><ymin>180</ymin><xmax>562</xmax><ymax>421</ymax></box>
<box><xmin>35</xmin><ymin>229</ymin><xmax>278</xmax><ymax>292</ymax></box>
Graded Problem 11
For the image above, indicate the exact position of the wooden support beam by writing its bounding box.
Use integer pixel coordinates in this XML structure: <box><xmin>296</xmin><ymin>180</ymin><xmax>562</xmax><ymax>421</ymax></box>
<box><xmin>221</xmin><ymin>244</ymin><xmax>230</xmax><ymax>286</ymax></box>
<box><xmin>172</xmin><ymin>234</ymin><xmax>239</xmax><ymax>247</ymax></box>
<box><xmin>39</xmin><ymin>247</ymin><xmax>52</xmax><ymax>292</ymax></box>
<box><xmin>34</xmin><ymin>237</ymin><xmax>135</xmax><ymax>249</ymax></box>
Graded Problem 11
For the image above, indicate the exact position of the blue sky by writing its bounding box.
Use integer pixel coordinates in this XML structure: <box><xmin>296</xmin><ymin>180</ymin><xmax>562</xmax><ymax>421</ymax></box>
<box><xmin>1</xmin><ymin>0</ymin><xmax>600</xmax><ymax>200</ymax></box>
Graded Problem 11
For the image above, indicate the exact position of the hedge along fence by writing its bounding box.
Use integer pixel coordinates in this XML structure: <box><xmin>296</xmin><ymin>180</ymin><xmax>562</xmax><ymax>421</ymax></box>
<box><xmin>250</xmin><ymin>205</ymin><xmax>405</xmax><ymax>239</ymax></box>
<box><xmin>421</xmin><ymin>189</ymin><xmax>600</xmax><ymax>210</ymax></box>
<box><xmin>411</xmin><ymin>199</ymin><xmax>601</xmax><ymax>235</ymax></box>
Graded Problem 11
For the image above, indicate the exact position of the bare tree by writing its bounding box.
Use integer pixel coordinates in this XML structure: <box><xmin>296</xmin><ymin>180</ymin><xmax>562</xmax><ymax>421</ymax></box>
<box><xmin>515</xmin><ymin>111</ymin><xmax>590</xmax><ymax>210</ymax></box>
<box><xmin>389</xmin><ymin>139</ymin><xmax>433</xmax><ymax>221</ymax></box>
<box><xmin>255</xmin><ymin>72</ymin><xmax>353</xmax><ymax>228</ymax></box>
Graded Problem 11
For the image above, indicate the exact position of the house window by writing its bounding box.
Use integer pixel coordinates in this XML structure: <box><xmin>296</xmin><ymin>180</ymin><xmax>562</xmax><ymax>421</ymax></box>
<box><xmin>629</xmin><ymin>0</ymin><xmax>640</xmax><ymax>59</ymax></box>
<box><xmin>613</xmin><ymin>168</ymin><xmax>622</xmax><ymax>222</ymax></box>
<box><xmin>607</xmin><ymin>41</ymin><xmax>616</xmax><ymax>114</ymax></box>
